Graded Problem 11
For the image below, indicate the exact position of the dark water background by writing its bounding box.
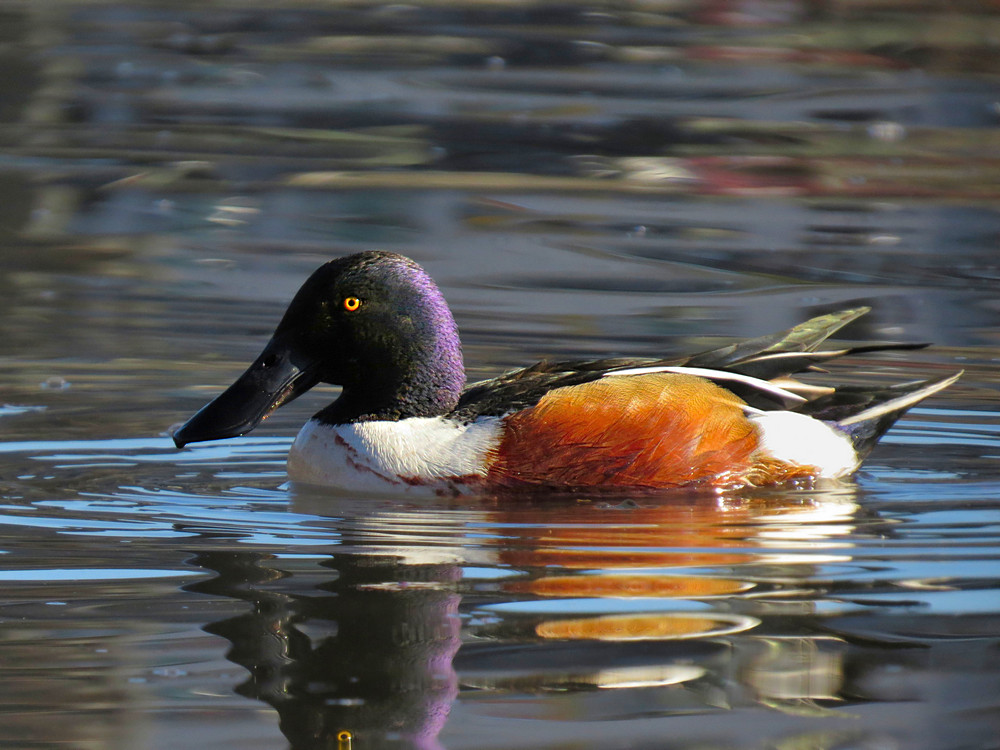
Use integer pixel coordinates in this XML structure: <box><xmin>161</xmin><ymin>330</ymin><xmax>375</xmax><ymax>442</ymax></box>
<box><xmin>2</xmin><ymin>2</ymin><xmax>1000</xmax><ymax>748</ymax></box>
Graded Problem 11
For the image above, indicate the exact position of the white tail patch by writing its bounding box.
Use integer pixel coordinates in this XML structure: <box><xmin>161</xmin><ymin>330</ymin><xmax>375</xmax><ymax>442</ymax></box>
<box><xmin>749</xmin><ymin>411</ymin><xmax>858</xmax><ymax>478</ymax></box>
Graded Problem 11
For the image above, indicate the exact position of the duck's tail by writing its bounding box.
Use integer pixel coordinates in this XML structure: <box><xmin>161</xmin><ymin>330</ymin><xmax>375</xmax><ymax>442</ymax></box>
<box><xmin>808</xmin><ymin>372</ymin><xmax>962</xmax><ymax>459</ymax></box>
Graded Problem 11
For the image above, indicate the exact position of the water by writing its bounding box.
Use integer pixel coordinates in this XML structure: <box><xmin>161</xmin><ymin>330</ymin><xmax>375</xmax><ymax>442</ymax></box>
<box><xmin>2</xmin><ymin>2</ymin><xmax>1000</xmax><ymax>748</ymax></box>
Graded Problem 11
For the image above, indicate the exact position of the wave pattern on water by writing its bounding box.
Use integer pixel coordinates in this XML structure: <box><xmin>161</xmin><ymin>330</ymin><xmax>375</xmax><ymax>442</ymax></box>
<box><xmin>1</xmin><ymin>1</ymin><xmax>1000</xmax><ymax>748</ymax></box>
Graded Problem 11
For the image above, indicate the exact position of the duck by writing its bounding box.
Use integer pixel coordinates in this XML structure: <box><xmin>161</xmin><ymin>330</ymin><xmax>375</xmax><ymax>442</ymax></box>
<box><xmin>173</xmin><ymin>250</ymin><xmax>958</xmax><ymax>494</ymax></box>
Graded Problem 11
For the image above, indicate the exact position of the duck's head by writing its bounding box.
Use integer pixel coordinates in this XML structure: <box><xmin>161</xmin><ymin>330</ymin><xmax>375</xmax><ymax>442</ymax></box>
<box><xmin>173</xmin><ymin>251</ymin><xmax>465</xmax><ymax>448</ymax></box>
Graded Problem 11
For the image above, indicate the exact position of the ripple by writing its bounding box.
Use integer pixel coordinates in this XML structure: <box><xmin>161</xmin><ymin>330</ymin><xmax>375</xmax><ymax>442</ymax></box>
<box><xmin>0</xmin><ymin>568</ymin><xmax>203</xmax><ymax>582</ymax></box>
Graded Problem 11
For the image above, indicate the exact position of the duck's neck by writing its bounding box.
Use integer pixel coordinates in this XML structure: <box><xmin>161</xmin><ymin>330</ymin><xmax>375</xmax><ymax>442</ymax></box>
<box><xmin>319</xmin><ymin>312</ymin><xmax>465</xmax><ymax>425</ymax></box>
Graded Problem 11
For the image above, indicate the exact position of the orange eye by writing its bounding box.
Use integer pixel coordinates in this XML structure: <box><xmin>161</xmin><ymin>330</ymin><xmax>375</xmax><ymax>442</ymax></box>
<box><xmin>342</xmin><ymin>296</ymin><xmax>361</xmax><ymax>312</ymax></box>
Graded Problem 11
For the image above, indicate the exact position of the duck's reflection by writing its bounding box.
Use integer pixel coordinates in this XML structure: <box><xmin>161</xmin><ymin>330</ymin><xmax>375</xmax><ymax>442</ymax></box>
<box><xmin>189</xmin><ymin>487</ymin><xmax>870</xmax><ymax>747</ymax></box>
<box><xmin>187</xmin><ymin>550</ymin><xmax>460</xmax><ymax>750</ymax></box>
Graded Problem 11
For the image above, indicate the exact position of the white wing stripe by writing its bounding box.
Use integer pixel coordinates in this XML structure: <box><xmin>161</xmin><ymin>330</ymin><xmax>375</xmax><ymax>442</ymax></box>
<box><xmin>604</xmin><ymin>366</ymin><xmax>808</xmax><ymax>405</ymax></box>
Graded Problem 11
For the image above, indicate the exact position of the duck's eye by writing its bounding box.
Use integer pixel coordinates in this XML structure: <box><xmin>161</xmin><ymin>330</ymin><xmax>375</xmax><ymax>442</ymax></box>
<box><xmin>342</xmin><ymin>296</ymin><xmax>362</xmax><ymax>312</ymax></box>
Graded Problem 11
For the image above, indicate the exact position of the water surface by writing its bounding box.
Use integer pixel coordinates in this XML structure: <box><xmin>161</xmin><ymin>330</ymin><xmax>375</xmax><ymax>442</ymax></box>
<box><xmin>2</xmin><ymin>2</ymin><xmax>1000</xmax><ymax>748</ymax></box>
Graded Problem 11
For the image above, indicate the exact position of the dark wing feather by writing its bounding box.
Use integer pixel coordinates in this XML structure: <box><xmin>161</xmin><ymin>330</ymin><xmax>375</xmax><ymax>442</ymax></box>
<box><xmin>452</xmin><ymin>307</ymin><xmax>932</xmax><ymax>419</ymax></box>
<box><xmin>454</xmin><ymin>359</ymin><xmax>634</xmax><ymax>419</ymax></box>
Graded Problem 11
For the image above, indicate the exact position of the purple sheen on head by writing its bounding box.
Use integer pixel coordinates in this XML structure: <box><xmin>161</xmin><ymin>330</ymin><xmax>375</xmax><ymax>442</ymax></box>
<box><xmin>396</xmin><ymin>255</ymin><xmax>465</xmax><ymax>408</ymax></box>
<box><xmin>364</xmin><ymin>252</ymin><xmax>465</xmax><ymax>413</ymax></box>
<box><xmin>285</xmin><ymin>251</ymin><xmax>471</xmax><ymax>422</ymax></box>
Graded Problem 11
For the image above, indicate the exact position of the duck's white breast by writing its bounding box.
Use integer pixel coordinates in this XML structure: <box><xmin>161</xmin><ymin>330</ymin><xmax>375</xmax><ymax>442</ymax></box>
<box><xmin>287</xmin><ymin>415</ymin><xmax>504</xmax><ymax>493</ymax></box>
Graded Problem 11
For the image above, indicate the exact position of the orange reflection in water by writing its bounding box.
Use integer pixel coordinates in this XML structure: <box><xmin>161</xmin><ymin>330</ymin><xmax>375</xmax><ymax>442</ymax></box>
<box><xmin>510</xmin><ymin>573</ymin><xmax>752</xmax><ymax>598</ymax></box>
<box><xmin>493</xmin><ymin>490</ymin><xmax>858</xmax><ymax>573</ymax></box>
<box><xmin>536</xmin><ymin>612</ymin><xmax>759</xmax><ymax>641</ymax></box>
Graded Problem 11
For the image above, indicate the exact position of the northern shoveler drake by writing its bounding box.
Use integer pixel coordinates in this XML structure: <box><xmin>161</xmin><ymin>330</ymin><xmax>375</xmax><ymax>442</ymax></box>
<box><xmin>173</xmin><ymin>251</ymin><xmax>958</xmax><ymax>494</ymax></box>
